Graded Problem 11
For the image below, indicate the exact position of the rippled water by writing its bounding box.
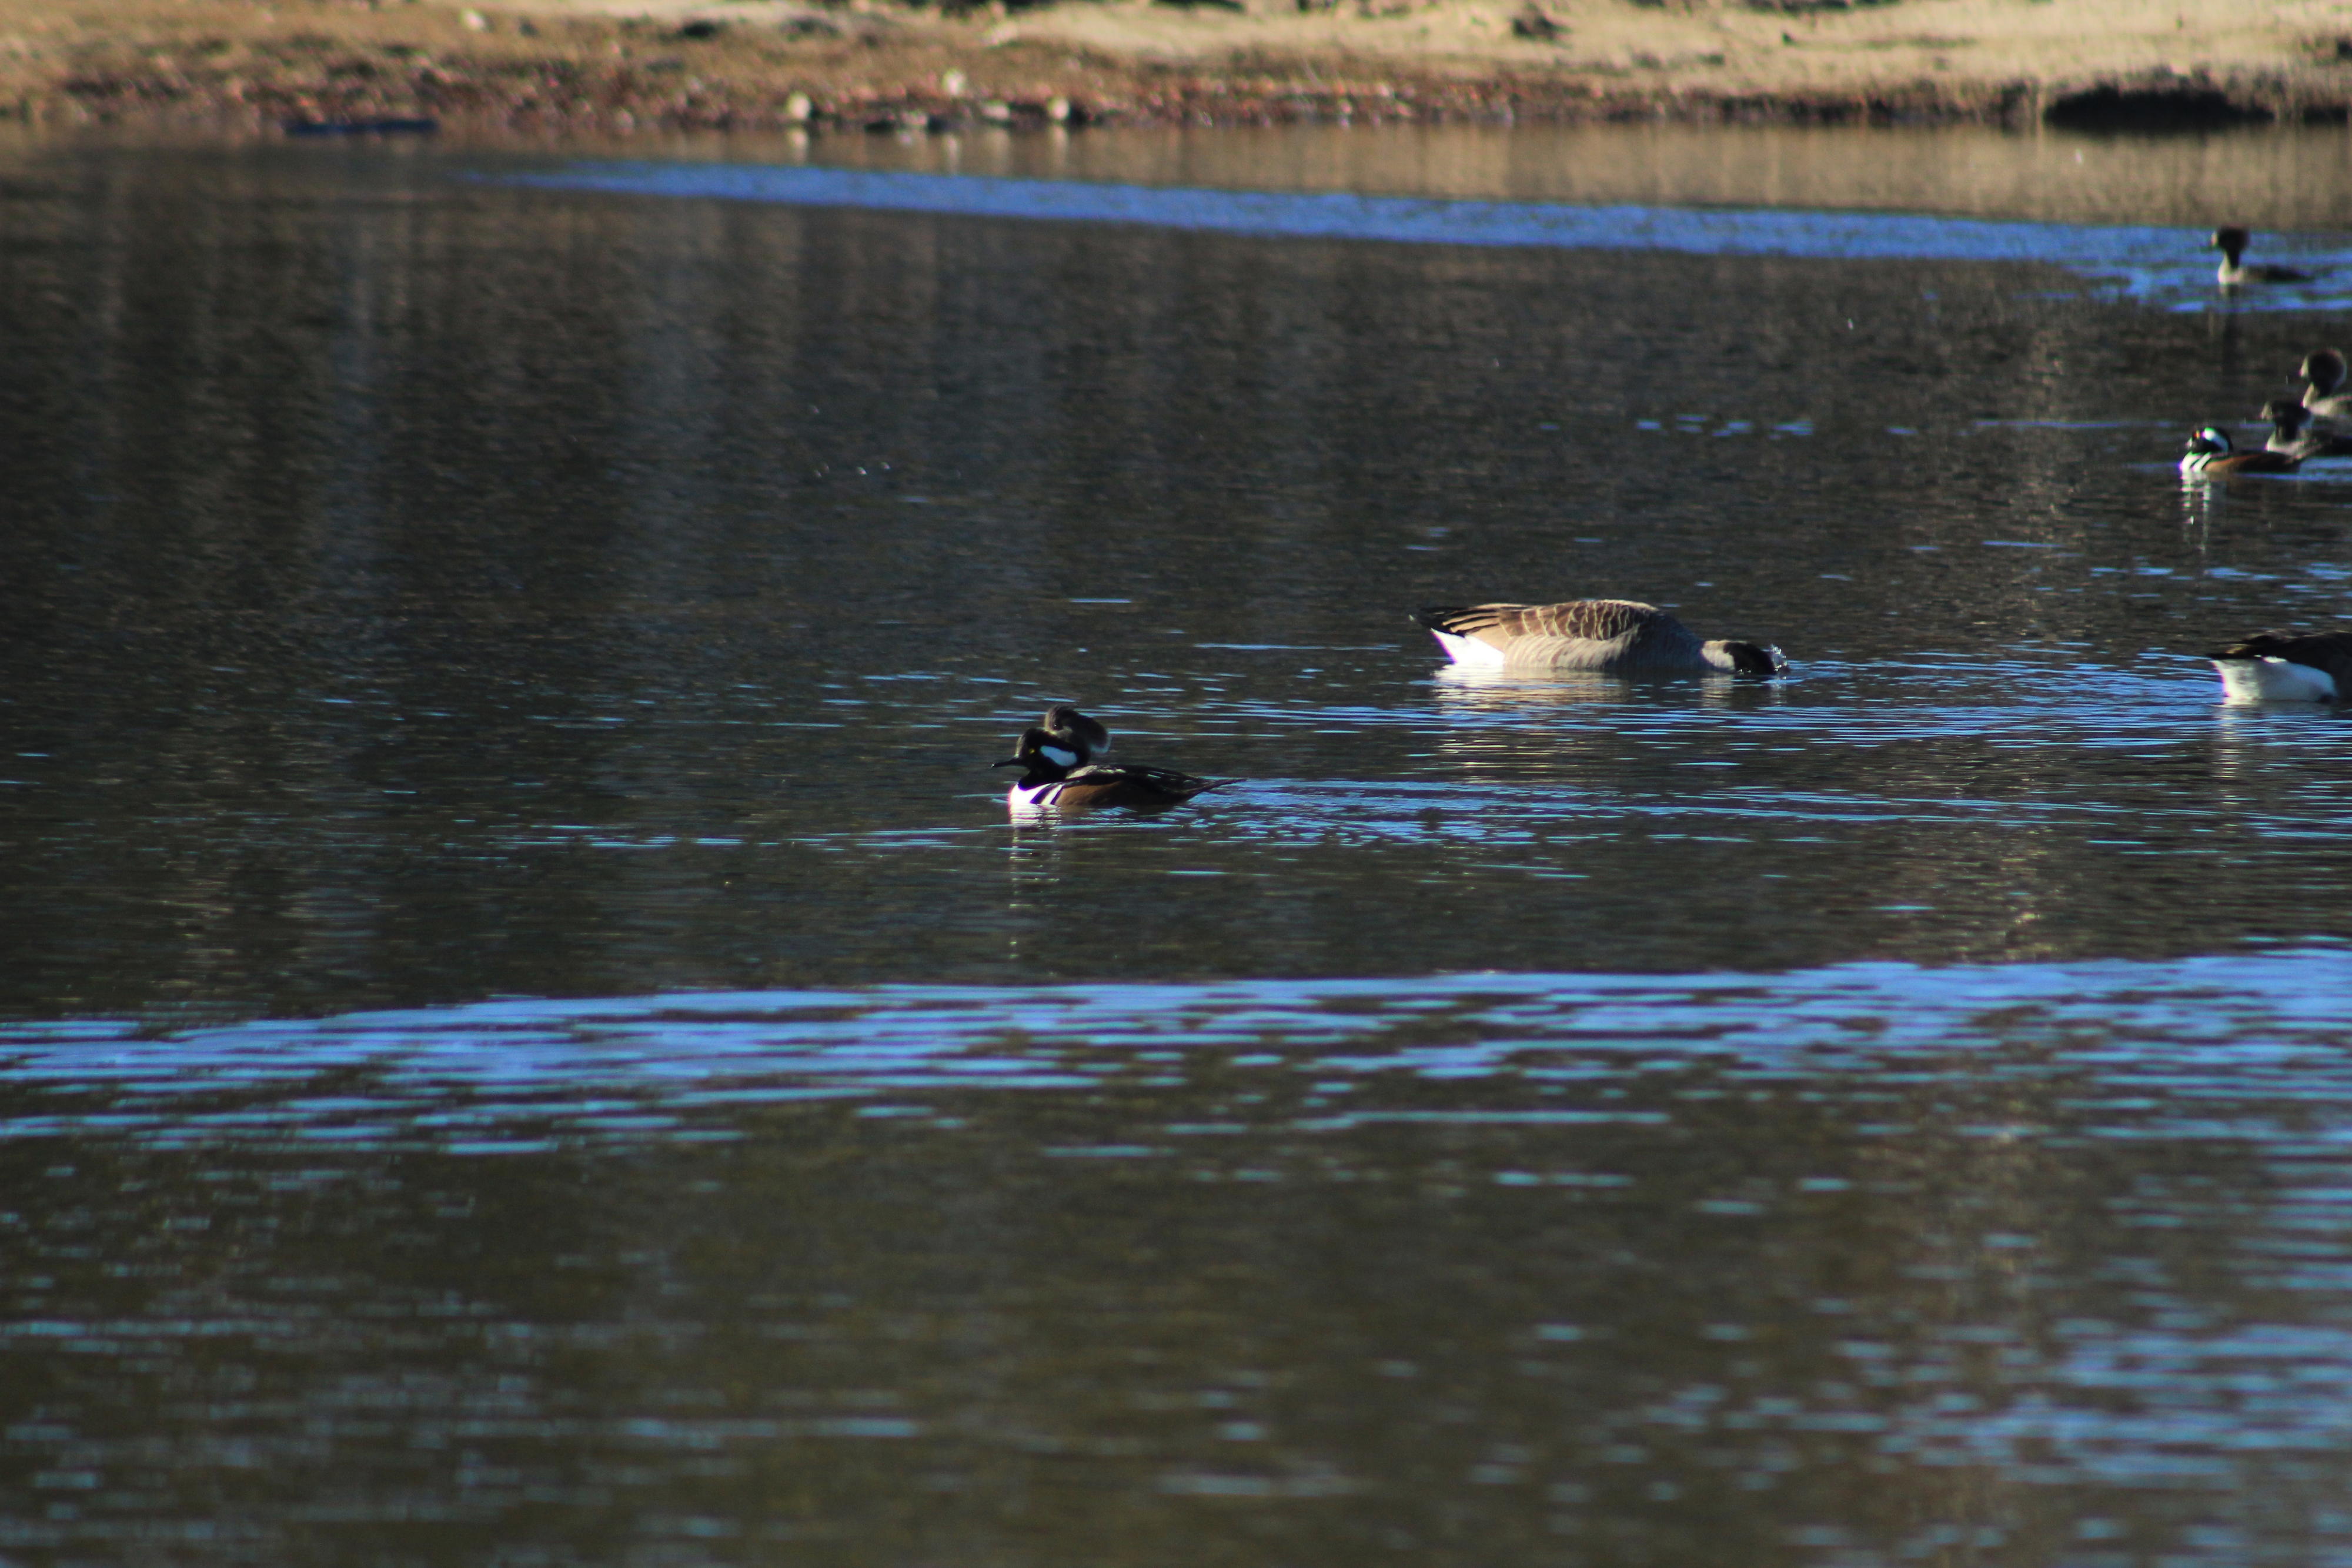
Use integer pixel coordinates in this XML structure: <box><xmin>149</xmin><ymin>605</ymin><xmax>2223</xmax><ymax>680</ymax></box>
<box><xmin>501</xmin><ymin>161</ymin><xmax>2352</xmax><ymax>313</ymax></box>
<box><xmin>7</xmin><ymin>125</ymin><xmax>2352</xmax><ymax>1564</ymax></box>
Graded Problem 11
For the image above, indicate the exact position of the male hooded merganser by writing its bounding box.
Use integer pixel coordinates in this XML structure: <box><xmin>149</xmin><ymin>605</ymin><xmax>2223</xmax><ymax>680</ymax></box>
<box><xmin>2262</xmin><ymin>397</ymin><xmax>2352</xmax><ymax>459</ymax></box>
<box><xmin>993</xmin><ymin>726</ymin><xmax>1223</xmax><ymax>811</ymax></box>
<box><xmin>2212</xmin><ymin>226</ymin><xmax>2314</xmax><ymax>286</ymax></box>
<box><xmin>1411</xmin><ymin>600</ymin><xmax>1786</xmax><ymax>674</ymax></box>
<box><xmin>2180</xmin><ymin>425</ymin><xmax>2299</xmax><ymax>476</ymax></box>
<box><xmin>2297</xmin><ymin>349</ymin><xmax>2352</xmax><ymax>421</ymax></box>
<box><xmin>1040</xmin><ymin>704</ymin><xmax>1111</xmax><ymax>760</ymax></box>
<box><xmin>2207</xmin><ymin>630</ymin><xmax>2352</xmax><ymax>703</ymax></box>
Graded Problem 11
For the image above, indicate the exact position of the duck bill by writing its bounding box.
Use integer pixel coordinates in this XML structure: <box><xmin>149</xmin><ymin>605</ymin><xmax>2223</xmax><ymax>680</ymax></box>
<box><xmin>991</xmin><ymin>756</ymin><xmax>1023</xmax><ymax>769</ymax></box>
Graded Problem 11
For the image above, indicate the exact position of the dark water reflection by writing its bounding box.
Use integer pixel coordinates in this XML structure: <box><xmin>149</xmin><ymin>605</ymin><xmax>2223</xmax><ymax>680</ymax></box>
<box><xmin>8</xmin><ymin>129</ymin><xmax>2352</xmax><ymax>1563</ymax></box>
<box><xmin>10</xmin><ymin>136</ymin><xmax>2352</xmax><ymax>1009</ymax></box>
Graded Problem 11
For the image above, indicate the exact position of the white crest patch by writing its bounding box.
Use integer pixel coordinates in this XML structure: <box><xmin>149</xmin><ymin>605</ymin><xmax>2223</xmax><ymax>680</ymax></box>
<box><xmin>1041</xmin><ymin>744</ymin><xmax>1079</xmax><ymax>768</ymax></box>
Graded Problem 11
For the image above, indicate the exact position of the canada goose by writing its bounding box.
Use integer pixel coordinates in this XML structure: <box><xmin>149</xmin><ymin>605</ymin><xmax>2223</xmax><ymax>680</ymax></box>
<box><xmin>2212</xmin><ymin>226</ymin><xmax>2314</xmax><ymax>286</ymax></box>
<box><xmin>1411</xmin><ymin>600</ymin><xmax>1785</xmax><ymax>674</ymax></box>
<box><xmin>2207</xmin><ymin>631</ymin><xmax>2352</xmax><ymax>703</ymax></box>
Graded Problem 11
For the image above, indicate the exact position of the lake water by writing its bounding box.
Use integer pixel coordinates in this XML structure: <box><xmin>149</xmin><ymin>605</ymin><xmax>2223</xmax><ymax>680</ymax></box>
<box><xmin>7</xmin><ymin>121</ymin><xmax>2352</xmax><ymax>1566</ymax></box>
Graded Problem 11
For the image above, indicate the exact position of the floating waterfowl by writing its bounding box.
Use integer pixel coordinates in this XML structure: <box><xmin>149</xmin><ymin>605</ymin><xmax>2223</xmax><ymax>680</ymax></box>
<box><xmin>2212</xmin><ymin>226</ymin><xmax>2314</xmax><ymax>286</ymax></box>
<box><xmin>2180</xmin><ymin>426</ymin><xmax>2298</xmax><ymax>476</ymax></box>
<box><xmin>2207</xmin><ymin>631</ymin><xmax>2352</xmax><ymax>703</ymax></box>
<box><xmin>2297</xmin><ymin>350</ymin><xmax>2352</xmax><ymax>422</ymax></box>
<box><xmin>1040</xmin><ymin>704</ymin><xmax>1111</xmax><ymax>760</ymax></box>
<box><xmin>2261</xmin><ymin>398</ymin><xmax>2352</xmax><ymax>460</ymax></box>
<box><xmin>1411</xmin><ymin>600</ymin><xmax>1785</xmax><ymax>674</ymax></box>
<box><xmin>993</xmin><ymin>726</ymin><xmax>1222</xmax><ymax>811</ymax></box>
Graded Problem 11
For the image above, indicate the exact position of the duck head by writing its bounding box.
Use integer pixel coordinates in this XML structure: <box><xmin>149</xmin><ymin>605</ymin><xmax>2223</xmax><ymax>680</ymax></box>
<box><xmin>992</xmin><ymin>727</ymin><xmax>1083</xmax><ymax>783</ymax></box>
<box><xmin>2264</xmin><ymin>397</ymin><xmax>2314</xmax><ymax>437</ymax></box>
<box><xmin>1040</xmin><ymin>704</ymin><xmax>1110</xmax><ymax>760</ymax></box>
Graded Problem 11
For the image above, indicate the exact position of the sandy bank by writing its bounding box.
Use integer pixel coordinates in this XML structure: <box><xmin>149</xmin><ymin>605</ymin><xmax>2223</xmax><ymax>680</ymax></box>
<box><xmin>7</xmin><ymin>0</ymin><xmax>2352</xmax><ymax>137</ymax></box>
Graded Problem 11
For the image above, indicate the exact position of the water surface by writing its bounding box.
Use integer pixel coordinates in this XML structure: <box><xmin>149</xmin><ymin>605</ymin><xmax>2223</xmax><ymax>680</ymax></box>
<box><xmin>6</xmin><ymin>126</ymin><xmax>2352</xmax><ymax>1564</ymax></box>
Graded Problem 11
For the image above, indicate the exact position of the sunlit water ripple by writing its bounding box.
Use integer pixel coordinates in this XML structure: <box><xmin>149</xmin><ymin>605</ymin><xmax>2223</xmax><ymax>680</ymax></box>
<box><xmin>501</xmin><ymin>161</ymin><xmax>2352</xmax><ymax>313</ymax></box>
<box><xmin>6</xmin><ymin>951</ymin><xmax>2350</xmax><ymax>1142</ymax></box>
<box><xmin>11</xmin><ymin>954</ymin><xmax>2352</xmax><ymax>1513</ymax></box>
<box><xmin>21</xmin><ymin>136</ymin><xmax>2352</xmax><ymax>1565</ymax></box>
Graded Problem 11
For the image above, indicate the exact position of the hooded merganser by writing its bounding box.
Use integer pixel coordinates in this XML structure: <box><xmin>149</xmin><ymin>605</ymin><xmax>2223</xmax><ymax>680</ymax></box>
<box><xmin>2207</xmin><ymin>630</ymin><xmax>2352</xmax><ymax>703</ymax></box>
<box><xmin>1040</xmin><ymin>704</ymin><xmax>1111</xmax><ymax>760</ymax></box>
<box><xmin>2180</xmin><ymin>425</ymin><xmax>2299</xmax><ymax>476</ymax></box>
<box><xmin>2212</xmin><ymin>226</ymin><xmax>2314</xmax><ymax>286</ymax></box>
<box><xmin>2262</xmin><ymin>397</ymin><xmax>2352</xmax><ymax>459</ymax></box>
<box><xmin>993</xmin><ymin>726</ymin><xmax>1222</xmax><ymax>811</ymax></box>
<box><xmin>2297</xmin><ymin>349</ymin><xmax>2352</xmax><ymax>422</ymax></box>
<box><xmin>1411</xmin><ymin>600</ymin><xmax>1786</xmax><ymax>674</ymax></box>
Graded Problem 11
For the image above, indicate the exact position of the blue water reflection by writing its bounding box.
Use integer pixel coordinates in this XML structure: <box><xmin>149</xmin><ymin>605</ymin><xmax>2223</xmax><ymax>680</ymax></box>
<box><xmin>8</xmin><ymin>951</ymin><xmax>2351</xmax><ymax>1146</ymax></box>
<box><xmin>502</xmin><ymin>161</ymin><xmax>2352</xmax><ymax>311</ymax></box>
<box><xmin>11</xmin><ymin>952</ymin><xmax>2352</xmax><ymax>1543</ymax></box>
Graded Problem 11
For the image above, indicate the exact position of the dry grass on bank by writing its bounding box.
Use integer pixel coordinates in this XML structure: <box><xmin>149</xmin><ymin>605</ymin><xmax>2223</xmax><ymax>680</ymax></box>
<box><xmin>5</xmin><ymin>0</ymin><xmax>2352</xmax><ymax>135</ymax></box>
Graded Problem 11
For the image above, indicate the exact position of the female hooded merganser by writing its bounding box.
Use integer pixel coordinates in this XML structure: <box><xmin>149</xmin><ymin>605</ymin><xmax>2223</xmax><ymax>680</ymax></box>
<box><xmin>2262</xmin><ymin>397</ymin><xmax>2352</xmax><ymax>459</ymax></box>
<box><xmin>1412</xmin><ymin>600</ymin><xmax>1785</xmax><ymax>674</ymax></box>
<box><xmin>2180</xmin><ymin>425</ymin><xmax>2299</xmax><ymax>476</ymax></box>
<box><xmin>2297</xmin><ymin>349</ymin><xmax>2352</xmax><ymax>421</ymax></box>
<box><xmin>2212</xmin><ymin>226</ymin><xmax>2314</xmax><ymax>286</ymax></box>
<box><xmin>2207</xmin><ymin>630</ymin><xmax>2352</xmax><ymax>703</ymax></box>
<box><xmin>993</xmin><ymin>726</ymin><xmax>1223</xmax><ymax>811</ymax></box>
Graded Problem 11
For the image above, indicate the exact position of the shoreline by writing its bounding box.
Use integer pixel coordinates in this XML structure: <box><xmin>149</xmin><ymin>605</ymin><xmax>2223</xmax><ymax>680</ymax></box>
<box><xmin>10</xmin><ymin>0</ymin><xmax>2352</xmax><ymax>142</ymax></box>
